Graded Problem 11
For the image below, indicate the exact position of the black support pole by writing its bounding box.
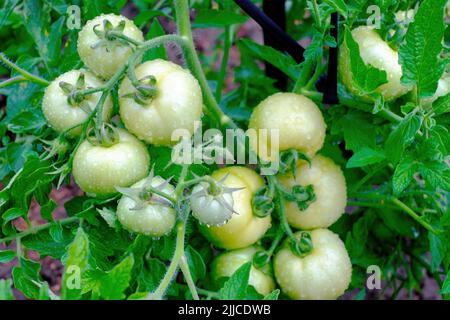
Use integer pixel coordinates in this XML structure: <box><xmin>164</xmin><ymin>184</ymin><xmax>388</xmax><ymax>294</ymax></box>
<box><xmin>233</xmin><ymin>0</ymin><xmax>305</xmax><ymax>63</ymax></box>
<box><xmin>322</xmin><ymin>12</ymin><xmax>339</xmax><ymax>104</ymax></box>
<box><xmin>262</xmin><ymin>0</ymin><xmax>288</xmax><ymax>89</ymax></box>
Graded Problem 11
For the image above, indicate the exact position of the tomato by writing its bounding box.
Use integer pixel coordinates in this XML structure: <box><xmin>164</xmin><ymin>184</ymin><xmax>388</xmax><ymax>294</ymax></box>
<box><xmin>199</xmin><ymin>166</ymin><xmax>271</xmax><ymax>250</ymax></box>
<box><xmin>42</xmin><ymin>69</ymin><xmax>112</xmax><ymax>136</ymax></box>
<box><xmin>277</xmin><ymin>155</ymin><xmax>347</xmax><ymax>230</ymax></box>
<box><xmin>424</xmin><ymin>74</ymin><xmax>450</xmax><ymax>106</ymax></box>
<box><xmin>248</xmin><ymin>93</ymin><xmax>326</xmax><ymax>161</ymax></box>
<box><xmin>77</xmin><ymin>14</ymin><xmax>144</xmax><ymax>79</ymax></box>
<box><xmin>117</xmin><ymin>176</ymin><xmax>176</xmax><ymax>236</ymax></box>
<box><xmin>211</xmin><ymin>246</ymin><xmax>275</xmax><ymax>296</ymax></box>
<box><xmin>118</xmin><ymin>59</ymin><xmax>203</xmax><ymax>146</ymax></box>
<box><xmin>72</xmin><ymin>128</ymin><xmax>150</xmax><ymax>196</ymax></box>
<box><xmin>339</xmin><ymin>26</ymin><xmax>409</xmax><ymax>101</ymax></box>
<box><xmin>274</xmin><ymin>229</ymin><xmax>352</xmax><ymax>300</ymax></box>
<box><xmin>190</xmin><ymin>183</ymin><xmax>234</xmax><ymax>226</ymax></box>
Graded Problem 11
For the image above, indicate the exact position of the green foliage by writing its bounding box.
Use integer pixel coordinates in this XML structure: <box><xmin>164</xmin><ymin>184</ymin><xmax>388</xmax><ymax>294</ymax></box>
<box><xmin>0</xmin><ymin>0</ymin><xmax>448</xmax><ymax>301</ymax></box>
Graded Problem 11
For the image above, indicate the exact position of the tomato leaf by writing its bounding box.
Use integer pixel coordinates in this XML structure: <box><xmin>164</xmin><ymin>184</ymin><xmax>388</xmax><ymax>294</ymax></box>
<box><xmin>342</xmin><ymin>27</ymin><xmax>388</xmax><ymax>95</ymax></box>
<box><xmin>346</xmin><ymin>147</ymin><xmax>385</xmax><ymax>168</ymax></box>
<box><xmin>219</xmin><ymin>262</ymin><xmax>251</xmax><ymax>300</ymax></box>
<box><xmin>399</xmin><ymin>0</ymin><xmax>447</xmax><ymax>98</ymax></box>
<box><xmin>385</xmin><ymin>114</ymin><xmax>422</xmax><ymax>165</ymax></box>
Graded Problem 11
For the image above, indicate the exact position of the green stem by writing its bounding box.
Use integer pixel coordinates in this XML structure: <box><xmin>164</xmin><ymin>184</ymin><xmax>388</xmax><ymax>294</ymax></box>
<box><xmin>339</xmin><ymin>95</ymin><xmax>403</xmax><ymax>123</ymax></box>
<box><xmin>293</xmin><ymin>59</ymin><xmax>315</xmax><ymax>94</ymax></box>
<box><xmin>146</xmin><ymin>186</ymin><xmax>177</xmax><ymax>204</ymax></box>
<box><xmin>109</xmin><ymin>31</ymin><xmax>143</xmax><ymax>46</ymax></box>
<box><xmin>0</xmin><ymin>217</ymin><xmax>79</xmax><ymax>244</ymax></box>
<box><xmin>0</xmin><ymin>76</ymin><xmax>26</xmax><ymax>88</ymax></box>
<box><xmin>215</xmin><ymin>25</ymin><xmax>233</xmax><ymax>101</ymax></box>
<box><xmin>311</xmin><ymin>0</ymin><xmax>322</xmax><ymax>30</ymax></box>
<box><xmin>390</xmin><ymin>198</ymin><xmax>438</xmax><ymax>234</ymax></box>
<box><xmin>0</xmin><ymin>52</ymin><xmax>49</xmax><ymax>86</ymax></box>
<box><xmin>267</xmin><ymin>227</ymin><xmax>285</xmax><ymax>256</ymax></box>
<box><xmin>148</xmin><ymin>221</ymin><xmax>186</xmax><ymax>300</ymax></box>
<box><xmin>349</xmin><ymin>163</ymin><xmax>386</xmax><ymax>193</ymax></box>
<box><xmin>174</xmin><ymin>0</ymin><xmax>236</xmax><ymax>129</ymax></box>
<box><xmin>179</xmin><ymin>255</ymin><xmax>200</xmax><ymax>300</ymax></box>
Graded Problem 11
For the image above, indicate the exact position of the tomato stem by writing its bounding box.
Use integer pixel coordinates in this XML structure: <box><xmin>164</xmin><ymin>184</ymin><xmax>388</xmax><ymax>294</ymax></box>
<box><xmin>215</xmin><ymin>23</ymin><xmax>234</xmax><ymax>101</ymax></box>
<box><xmin>0</xmin><ymin>52</ymin><xmax>50</xmax><ymax>86</ymax></box>
<box><xmin>0</xmin><ymin>216</ymin><xmax>79</xmax><ymax>244</ymax></box>
<box><xmin>0</xmin><ymin>76</ymin><xmax>26</xmax><ymax>88</ymax></box>
<box><xmin>179</xmin><ymin>254</ymin><xmax>200</xmax><ymax>300</ymax></box>
<box><xmin>148</xmin><ymin>220</ymin><xmax>186</xmax><ymax>300</ymax></box>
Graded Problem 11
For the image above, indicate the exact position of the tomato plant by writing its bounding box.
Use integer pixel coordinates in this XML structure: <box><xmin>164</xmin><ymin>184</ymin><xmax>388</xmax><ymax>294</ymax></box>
<box><xmin>0</xmin><ymin>0</ymin><xmax>449</xmax><ymax>302</ymax></box>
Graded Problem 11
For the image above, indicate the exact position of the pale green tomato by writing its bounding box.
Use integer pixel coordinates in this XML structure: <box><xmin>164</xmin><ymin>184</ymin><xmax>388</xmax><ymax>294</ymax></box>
<box><xmin>278</xmin><ymin>155</ymin><xmax>347</xmax><ymax>230</ymax></box>
<box><xmin>199</xmin><ymin>167</ymin><xmax>271</xmax><ymax>250</ymax></box>
<box><xmin>190</xmin><ymin>183</ymin><xmax>234</xmax><ymax>226</ymax></box>
<box><xmin>274</xmin><ymin>229</ymin><xmax>352</xmax><ymax>300</ymax></box>
<box><xmin>248</xmin><ymin>93</ymin><xmax>326</xmax><ymax>161</ymax></box>
<box><xmin>117</xmin><ymin>176</ymin><xmax>176</xmax><ymax>236</ymax></box>
<box><xmin>42</xmin><ymin>70</ymin><xmax>112</xmax><ymax>136</ymax></box>
<box><xmin>118</xmin><ymin>59</ymin><xmax>203</xmax><ymax>146</ymax></box>
<box><xmin>77</xmin><ymin>14</ymin><xmax>144</xmax><ymax>79</ymax></box>
<box><xmin>211</xmin><ymin>246</ymin><xmax>276</xmax><ymax>296</ymax></box>
<box><xmin>423</xmin><ymin>74</ymin><xmax>450</xmax><ymax>107</ymax></box>
<box><xmin>72</xmin><ymin>128</ymin><xmax>150</xmax><ymax>196</ymax></box>
<box><xmin>339</xmin><ymin>26</ymin><xmax>409</xmax><ymax>101</ymax></box>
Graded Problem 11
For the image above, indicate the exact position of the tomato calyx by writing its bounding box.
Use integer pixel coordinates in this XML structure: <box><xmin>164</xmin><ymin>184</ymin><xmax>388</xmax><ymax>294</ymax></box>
<box><xmin>289</xmin><ymin>231</ymin><xmax>313</xmax><ymax>258</ymax></box>
<box><xmin>91</xmin><ymin>19</ymin><xmax>130</xmax><ymax>49</ymax></box>
<box><xmin>278</xmin><ymin>149</ymin><xmax>310</xmax><ymax>176</ymax></box>
<box><xmin>252</xmin><ymin>251</ymin><xmax>271</xmax><ymax>269</ymax></box>
<box><xmin>252</xmin><ymin>185</ymin><xmax>275</xmax><ymax>218</ymax></box>
<box><xmin>116</xmin><ymin>170</ymin><xmax>175</xmax><ymax>210</ymax></box>
<box><xmin>286</xmin><ymin>184</ymin><xmax>316</xmax><ymax>211</ymax></box>
<box><xmin>86</xmin><ymin>123</ymin><xmax>120</xmax><ymax>147</ymax></box>
<box><xmin>122</xmin><ymin>74</ymin><xmax>158</xmax><ymax>105</ymax></box>
<box><xmin>40</xmin><ymin>136</ymin><xmax>70</xmax><ymax>160</ymax></box>
<box><xmin>59</xmin><ymin>73</ymin><xmax>94</xmax><ymax>112</ymax></box>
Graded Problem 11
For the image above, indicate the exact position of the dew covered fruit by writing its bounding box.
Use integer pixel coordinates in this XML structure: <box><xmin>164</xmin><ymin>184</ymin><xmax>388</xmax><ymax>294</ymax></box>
<box><xmin>199</xmin><ymin>166</ymin><xmax>271</xmax><ymax>250</ymax></box>
<box><xmin>72</xmin><ymin>128</ymin><xmax>150</xmax><ymax>195</ymax></box>
<box><xmin>274</xmin><ymin>229</ymin><xmax>352</xmax><ymax>300</ymax></box>
<box><xmin>42</xmin><ymin>70</ymin><xmax>112</xmax><ymax>136</ymax></box>
<box><xmin>119</xmin><ymin>59</ymin><xmax>203</xmax><ymax>146</ymax></box>
<box><xmin>277</xmin><ymin>155</ymin><xmax>347</xmax><ymax>230</ymax></box>
<box><xmin>77</xmin><ymin>14</ymin><xmax>144</xmax><ymax>79</ymax></box>
<box><xmin>248</xmin><ymin>93</ymin><xmax>326</xmax><ymax>160</ymax></box>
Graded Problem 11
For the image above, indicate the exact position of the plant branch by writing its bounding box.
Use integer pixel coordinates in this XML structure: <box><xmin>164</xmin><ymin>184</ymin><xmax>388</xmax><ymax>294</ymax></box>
<box><xmin>148</xmin><ymin>221</ymin><xmax>186</xmax><ymax>300</ymax></box>
<box><xmin>0</xmin><ymin>52</ymin><xmax>49</xmax><ymax>86</ymax></box>
<box><xmin>0</xmin><ymin>217</ymin><xmax>79</xmax><ymax>244</ymax></box>
<box><xmin>179</xmin><ymin>254</ymin><xmax>200</xmax><ymax>300</ymax></box>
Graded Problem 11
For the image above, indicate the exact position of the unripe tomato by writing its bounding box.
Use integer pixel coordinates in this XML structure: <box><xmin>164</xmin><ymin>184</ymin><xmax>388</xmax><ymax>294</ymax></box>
<box><xmin>211</xmin><ymin>246</ymin><xmax>276</xmax><ymax>296</ymax></box>
<box><xmin>274</xmin><ymin>229</ymin><xmax>352</xmax><ymax>300</ymax></box>
<box><xmin>190</xmin><ymin>183</ymin><xmax>234</xmax><ymax>226</ymax></box>
<box><xmin>77</xmin><ymin>14</ymin><xmax>144</xmax><ymax>79</ymax></box>
<box><xmin>72</xmin><ymin>128</ymin><xmax>150</xmax><ymax>196</ymax></box>
<box><xmin>278</xmin><ymin>155</ymin><xmax>347</xmax><ymax>230</ymax></box>
<box><xmin>119</xmin><ymin>59</ymin><xmax>203</xmax><ymax>146</ymax></box>
<box><xmin>42</xmin><ymin>70</ymin><xmax>112</xmax><ymax>136</ymax></box>
<box><xmin>339</xmin><ymin>26</ymin><xmax>409</xmax><ymax>101</ymax></box>
<box><xmin>248</xmin><ymin>93</ymin><xmax>326</xmax><ymax>161</ymax></box>
<box><xmin>424</xmin><ymin>74</ymin><xmax>450</xmax><ymax>106</ymax></box>
<box><xmin>199</xmin><ymin>166</ymin><xmax>271</xmax><ymax>250</ymax></box>
<box><xmin>117</xmin><ymin>176</ymin><xmax>176</xmax><ymax>236</ymax></box>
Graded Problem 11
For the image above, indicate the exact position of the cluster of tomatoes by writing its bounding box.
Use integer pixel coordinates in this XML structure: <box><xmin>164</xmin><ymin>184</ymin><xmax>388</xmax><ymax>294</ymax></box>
<box><xmin>41</xmin><ymin>13</ymin><xmax>356</xmax><ymax>300</ymax></box>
